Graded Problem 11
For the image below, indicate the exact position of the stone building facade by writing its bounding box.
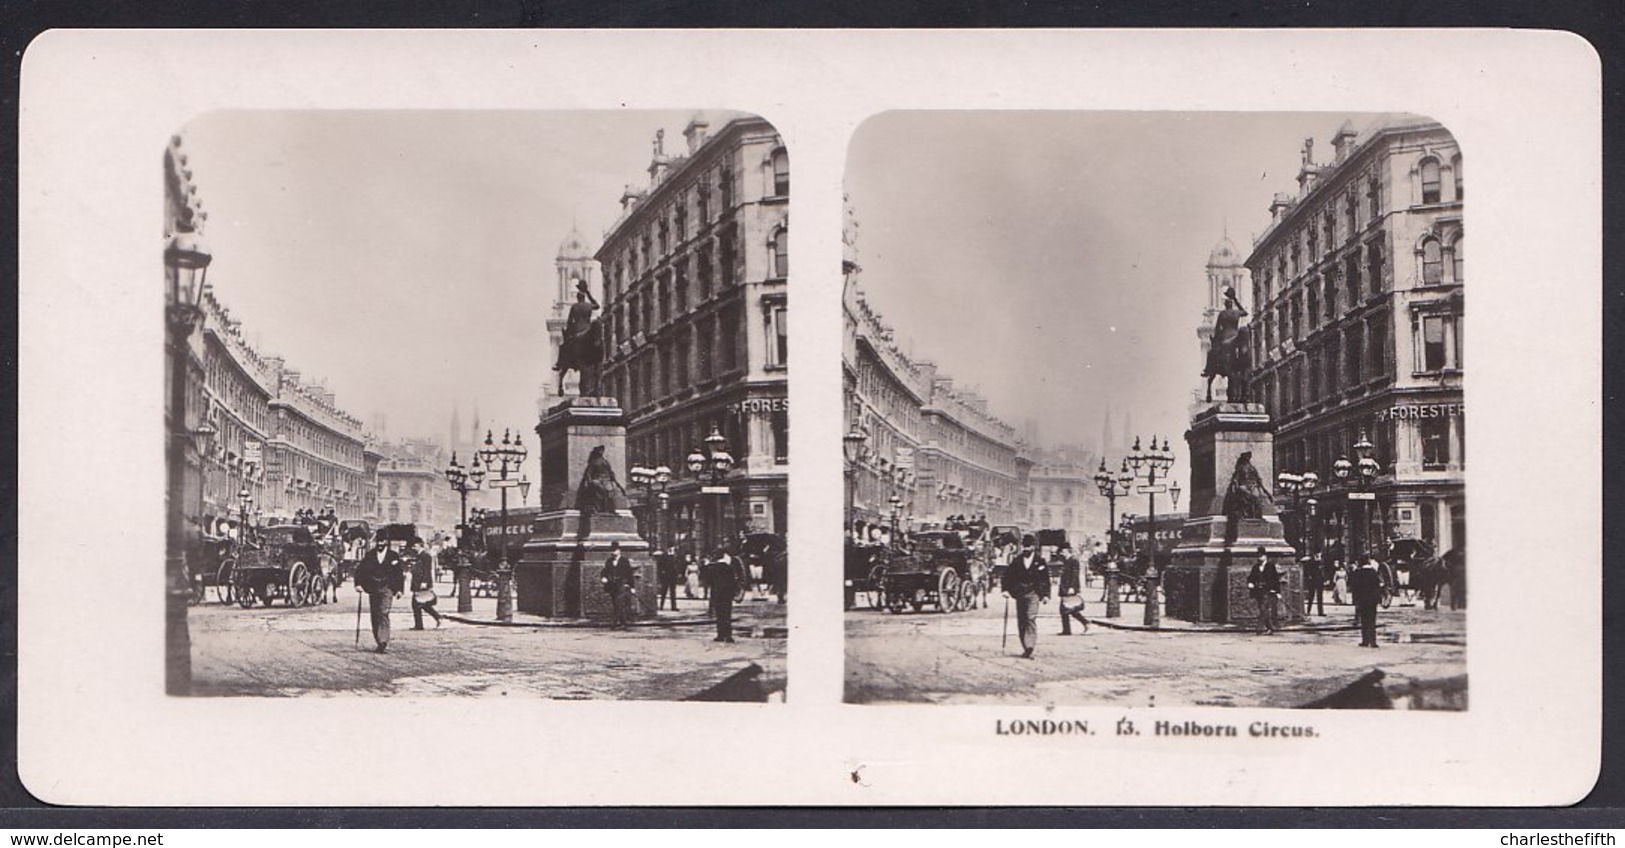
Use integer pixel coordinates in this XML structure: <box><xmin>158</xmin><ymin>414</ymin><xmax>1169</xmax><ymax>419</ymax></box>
<box><xmin>1027</xmin><ymin>445</ymin><xmax>1104</xmax><ymax>546</ymax></box>
<box><xmin>196</xmin><ymin>297</ymin><xmax>368</xmax><ymax>525</ymax></box>
<box><xmin>375</xmin><ymin>437</ymin><xmax>463</xmax><ymax>538</ymax></box>
<box><xmin>1238</xmin><ymin>115</ymin><xmax>1465</xmax><ymax>556</ymax></box>
<box><xmin>173</xmin><ymin>132</ymin><xmax>369</xmax><ymax>536</ymax></box>
<box><xmin>842</xmin><ymin>210</ymin><xmax>1031</xmax><ymax>535</ymax></box>
<box><xmin>593</xmin><ymin>114</ymin><xmax>790</xmax><ymax>552</ymax></box>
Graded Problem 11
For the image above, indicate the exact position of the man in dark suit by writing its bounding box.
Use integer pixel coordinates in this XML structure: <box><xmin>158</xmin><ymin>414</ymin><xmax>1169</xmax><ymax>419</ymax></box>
<box><xmin>1002</xmin><ymin>534</ymin><xmax>1050</xmax><ymax>658</ymax></box>
<box><xmin>700</xmin><ymin>547</ymin><xmax>743</xmax><ymax>643</ymax></box>
<box><xmin>1349</xmin><ymin>558</ymin><xmax>1383</xmax><ymax>647</ymax></box>
<box><xmin>1247</xmin><ymin>547</ymin><xmax>1282</xmax><ymax>634</ymax></box>
<box><xmin>1055</xmin><ymin>544</ymin><xmax>1089</xmax><ymax>635</ymax></box>
<box><xmin>654</xmin><ymin>548</ymin><xmax>681</xmax><ymax>611</ymax></box>
<box><xmin>407</xmin><ymin>538</ymin><xmax>442</xmax><ymax>630</ymax></box>
<box><xmin>355</xmin><ymin>540</ymin><xmax>405</xmax><ymax>653</ymax></box>
<box><xmin>601</xmin><ymin>541</ymin><xmax>636</xmax><ymax>629</ymax></box>
<box><xmin>1302</xmin><ymin>553</ymin><xmax>1325</xmax><ymax>617</ymax></box>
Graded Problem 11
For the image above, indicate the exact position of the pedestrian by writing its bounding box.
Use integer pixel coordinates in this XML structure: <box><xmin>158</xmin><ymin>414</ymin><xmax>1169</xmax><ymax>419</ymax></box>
<box><xmin>601</xmin><ymin>541</ymin><xmax>636</xmax><ymax>629</ymax></box>
<box><xmin>407</xmin><ymin>538</ymin><xmax>443</xmax><ymax>630</ymax></box>
<box><xmin>1331</xmin><ymin>560</ymin><xmax>1348</xmax><ymax>606</ymax></box>
<box><xmin>1302</xmin><ymin>553</ymin><xmax>1325</xmax><ymax>616</ymax></box>
<box><xmin>1444</xmin><ymin>546</ymin><xmax>1466</xmax><ymax>610</ymax></box>
<box><xmin>654</xmin><ymin>548</ymin><xmax>681</xmax><ymax>611</ymax></box>
<box><xmin>1349</xmin><ymin>557</ymin><xmax>1383</xmax><ymax>647</ymax></box>
<box><xmin>1247</xmin><ymin>547</ymin><xmax>1282</xmax><ymax>634</ymax></box>
<box><xmin>700</xmin><ymin>547</ymin><xmax>742</xmax><ymax>643</ymax></box>
<box><xmin>683</xmin><ymin>552</ymin><xmax>700</xmax><ymax>599</ymax></box>
<box><xmin>1002</xmin><ymin>534</ymin><xmax>1050</xmax><ymax>659</ymax></box>
<box><xmin>355</xmin><ymin>539</ymin><xmax>405</xmax><ymax>653</ymax></box>
<box><xmin>1055</xmin><ymin>544</ymin><xmax>1089</xmax><ymax>635</ymax></box>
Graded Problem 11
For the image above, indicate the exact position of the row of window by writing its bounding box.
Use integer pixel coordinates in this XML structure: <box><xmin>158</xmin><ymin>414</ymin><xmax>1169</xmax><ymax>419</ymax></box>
<box><xmin>1254</xmin><ymin>240</ymin><xmax>1388</xmax><ymax>355</ymax></box>
<box><xmin>608</xmin><ymin>305</ymin><xmax>744</xmax><ymax>413</ymax></box>
<box><xmin>1278</xmin><ymin>410</ymin><xmax>1461</xmax><ymax>481</ymax></box>
<box><xmin>1035</xmin><ymin>485</ymin><xmax>1080</xmax><ymax>504</ymax></box>
<box><xmin>627</xmin><ymin>408</ymin><xmax>789</xmax><ymax>475</ymax></box>
<box><xmin>610</xmin><ymin>222</ymin><xmax>787</xmax><ymax>348</ymax></box>
<box><xmin>1251</xmin><ymin>313</ymin><xmax>1393</xmax><ymax>420</ymax></box>
<box><xmin>1418</xmin><ymin>154</ymin><xmax>1463</xmax><ymax>206</ymax></box>
<box><xmin>605</xmin><ymin>148</ymin><xmax>787</xmax><ymax>290</ymax></box>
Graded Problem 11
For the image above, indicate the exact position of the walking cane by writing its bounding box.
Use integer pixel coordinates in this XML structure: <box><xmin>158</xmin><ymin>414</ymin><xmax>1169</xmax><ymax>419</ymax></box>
<box><xmin>1001</xmin><ymin>595</ymin><xmax>1010</xmax><ymax>652</ymax></box>
<box><xmin>354</xmin><ymin>590</ymin><xmax>364</xmax><ymax>648</ymax></box>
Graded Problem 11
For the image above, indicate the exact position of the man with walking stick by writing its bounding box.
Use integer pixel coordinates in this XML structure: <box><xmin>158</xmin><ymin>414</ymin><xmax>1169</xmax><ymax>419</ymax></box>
<box><xmin>1002</xmin><ymin>534</ymin><xmax>1050</xmax><ymax>659</ymax></box>
<box><xmin>355</xmin><ymin>538</ymin><xmax>405</xmax><ymax>653</ymax></box>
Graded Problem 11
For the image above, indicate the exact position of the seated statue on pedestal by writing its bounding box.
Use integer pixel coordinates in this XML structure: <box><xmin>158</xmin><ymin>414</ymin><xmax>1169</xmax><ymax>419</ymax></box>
<box><xmin>575</xmin><ymin>445</ymin><xmax>630</xmax><ymax>517</ymax></box>
<box><xmin>1222</xmin><ymin>451</ymin><xmax>1276</xmax><ymax>521</ymax></box>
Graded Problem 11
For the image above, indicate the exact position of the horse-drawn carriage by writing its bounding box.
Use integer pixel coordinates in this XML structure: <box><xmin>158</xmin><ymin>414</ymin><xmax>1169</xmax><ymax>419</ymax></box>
<box><xmin>872</xmin><ymin>530</ymin><xmax>988</xmax><ymax>614</ymax></box>
<box><xmin>738</xmin><ymin>531</ymin><xmax>787</xmax><ymax>602</ymax></box>
<box><xmin>226</xmin><ymin>523</ymin><xmax>339</xmax><ymax>608</ymax></box>
<box><xmin>1385</xmin><ymin>537</ymin><xmax>1450</xmax><ymax>610</ymax></box>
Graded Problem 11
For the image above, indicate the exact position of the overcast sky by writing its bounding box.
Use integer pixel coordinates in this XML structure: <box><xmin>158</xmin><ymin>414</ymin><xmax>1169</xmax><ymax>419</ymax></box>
<box><xmin>182</xmin><ymin>109</ymin><xmax>729</xmax><ymax>445</ymax></box>
<box><xmin>845</xmin><ymin>111</ymin><xmax>1379</xmax><ymax>460</ymax></box>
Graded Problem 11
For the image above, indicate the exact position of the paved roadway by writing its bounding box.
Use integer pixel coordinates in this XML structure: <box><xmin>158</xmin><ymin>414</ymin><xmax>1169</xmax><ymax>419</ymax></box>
<box><xmin>190</xmin><ymin>584</ymin><xmax>786</xmax><ymax>700</ymax></box>
<box><xmin>845</xmin><ymin>593</ymin><xmax>1466</xmax><ymax>708</ymax></box>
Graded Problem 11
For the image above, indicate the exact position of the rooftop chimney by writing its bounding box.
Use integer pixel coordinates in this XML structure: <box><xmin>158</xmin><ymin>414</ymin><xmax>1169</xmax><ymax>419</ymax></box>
<box><xmin>648</xmin><ymin>128</ymin><xmax>670</xmax><ymax>184</ymax></box>
<box><xmin>1331</xmin><ymin>121</ymin><xmax>1358</xmax><ymax>163</ymax></box>
<box><xmin>1269</xmin><ymin>192</ymin><xmax>1295</xmax><ymax>225</ymax></box>
<box><xmin>683</xmin><ymin>115</ymin><xmax>710</xmax><ymax>153</ymax></box>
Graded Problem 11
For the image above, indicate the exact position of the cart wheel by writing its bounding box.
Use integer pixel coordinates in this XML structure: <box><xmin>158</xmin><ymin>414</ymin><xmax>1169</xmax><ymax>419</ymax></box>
<box><xmin>288</xmin><ymin>563</ymin><xmax>310</xmax><ymax>607</ymax></box>
<box><xmin>937</xmin><ymin>569</ymin><xmax>961</xmax><ymax>613</ymax></box>
<box><xmin>216</xmin><ymin>559</ymin><xmax>236</xmax><ymax>605</ymax></box>
<box><xmin>1380</xmin><ymin>585</ymin><xmax>1393</xmax><ymax>609</ymax></box>
<box><xmin>304</xmin><ymin>569</ymin><xmax>325</xmax><ymax>607</ymax></box>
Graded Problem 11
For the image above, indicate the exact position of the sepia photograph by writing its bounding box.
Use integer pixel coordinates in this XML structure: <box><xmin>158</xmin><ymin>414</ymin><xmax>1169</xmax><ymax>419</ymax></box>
<box><xmin>163</xmin><ymin>110</ymin><xmax>790</xmax><ymax>701</ymax></box>
<box><xmin>20</xmin><ymin>28</ymin><xmax>1598</xmax><ymax>808</ymax></box>
<box><xmin>843</xmin><ymin>111</ymin><xmax>1467</xmax><ymax>708</ymax></box>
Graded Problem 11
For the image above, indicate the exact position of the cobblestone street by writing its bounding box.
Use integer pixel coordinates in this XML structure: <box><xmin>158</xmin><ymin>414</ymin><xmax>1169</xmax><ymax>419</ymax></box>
<box><xmin>191</xmin><ymin>582</ymin><xmax>787</xmax><ymax>700</ymax></box>
<box><xmin>845</xmin><ymin>592</ymin><xmax>1464</xmax><ymax>708</ymax></box>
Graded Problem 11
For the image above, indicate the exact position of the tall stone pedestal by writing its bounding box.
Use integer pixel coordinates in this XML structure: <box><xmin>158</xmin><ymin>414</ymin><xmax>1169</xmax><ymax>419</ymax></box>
<box><xmin>515</xmin><ymin>397</ymin><xmax>656</xmax><ymax>620</ymax></box>
<box><xmin>1165</xmin><ymin>403</ymin><xmax>1302</xmax><ymax>627</ymax></box>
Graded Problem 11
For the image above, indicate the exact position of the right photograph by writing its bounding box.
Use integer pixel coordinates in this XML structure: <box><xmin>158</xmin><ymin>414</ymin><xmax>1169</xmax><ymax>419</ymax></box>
<box><xmin>842</xmin><ymin>112</ymin><xmax>1466</xmax><ymax>709</ymax></box>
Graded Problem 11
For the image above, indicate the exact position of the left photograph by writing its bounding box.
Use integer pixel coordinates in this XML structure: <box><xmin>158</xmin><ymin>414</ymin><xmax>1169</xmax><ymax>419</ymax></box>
<box><xmin>163</xmin><ymin>110</ymin><xmax>790</xmax><ymax>700</ymax></box>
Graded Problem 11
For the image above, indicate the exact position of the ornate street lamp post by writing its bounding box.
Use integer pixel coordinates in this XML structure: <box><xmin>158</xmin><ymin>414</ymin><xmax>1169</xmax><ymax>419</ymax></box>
<box><xmin>1093</xmin><ymin>458</ymin><xmax>1134</xmax><ymax>618</ymax></box>
<box><xmin>165</xmin><ymin>218</ymin><xmax>212</xmax><ymax>695</ymax></box>
<box><xmin>1276</xmin><ymin>469</ymin><xmax>1319</xmax><ymax>554</ymax></box>
<box><xmin>1333</xmin><ymin>432</ymin><xmax>1381</xmax><ymax>564</ymax></box>
<box><xmin>687</xmin><ymin>425</ymin><xmax>735</xmax><ymax>553</ymax></box>
<box><xmin>629</xmin><ymin>463</ymin><xmax>673</xmax><ymax>546</ymax></box>
<box><xmin>1127</xmin><ymin>436</ymin><xmax>1181</xmax><ymax>628</ymax></box>
<box><xmin>843</xmin><ymin>424</ymin><xmax>869</xmax><ymax>540</ymax></box>
<box><xmin>478</xmin><ymin>428</ymin><xmax>527</xmax><ymax>622</ymax></box>
<box><xmin>443</xmin><ymin>451</ymin><xmax>484</xmax><ymax>614</ymax></box>
<box><xmin>887</xmin><ymin>492</ymin><xmax>903</xmax><ymax>550</ymax></box>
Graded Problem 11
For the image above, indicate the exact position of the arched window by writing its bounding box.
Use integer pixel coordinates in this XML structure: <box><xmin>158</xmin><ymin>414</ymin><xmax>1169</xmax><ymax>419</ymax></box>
<box><xmin>1420</xmin><ymin>158</ymin><xmax>1442</xmax><ymax>204</ymax></box>
<box><xmin>768</xmin><ymin>226</ymin><xmax>789</xmax><ymax>279</ymax></box>
<box><xmin>1421</xmin><ymin>238</ymin><xmax>1443</xmax><ymax>284</ymax></box>
<box><xmin>770</xmin><ymin>148</ymin><xmax>789</xmax><ymax>196</ymax></box>
<box><xmin>1450</xmin><ymin>235</ymin><xmax>1464</xmax><ymax>283</ymax></box>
